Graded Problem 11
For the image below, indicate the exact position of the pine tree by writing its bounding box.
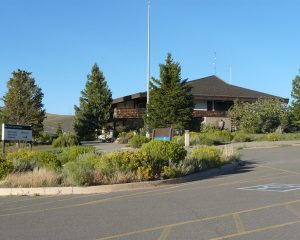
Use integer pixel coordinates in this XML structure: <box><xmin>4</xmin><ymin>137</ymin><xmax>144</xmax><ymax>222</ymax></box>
<box><xmin>55</xmin><ymin>123</ymin><xmax>63</xmax><ymax>136</ymax></box>
<box><xmin>145</xmin><ymin>53</ymin><xmax>194</xmax><ymax>130</ymax></box>
<box><xmin>291</xmin><ymin>71</ymin><xmax>300</xmax><ymax>129</ymax></box>
<box><xmin>2</xmin><ymin>69</ymin><xmax>46</xmax><ymax>137</ymax></box>
<box><xmin>74</xmin><ymin>63</ymin><xmax>112</xmax><ymax>140</ymax></box>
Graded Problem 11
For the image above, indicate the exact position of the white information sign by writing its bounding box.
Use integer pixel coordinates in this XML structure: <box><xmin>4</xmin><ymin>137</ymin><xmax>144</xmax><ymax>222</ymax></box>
<box><xmin>2</xmin><ymin>124</ymin><xmax>32</xmax><ymax>141</ymax></box>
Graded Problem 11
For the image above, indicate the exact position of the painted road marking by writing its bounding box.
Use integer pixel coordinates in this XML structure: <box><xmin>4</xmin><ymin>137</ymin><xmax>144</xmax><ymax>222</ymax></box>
<box><xmin>238</xmin><ymin>183</ymin><xmax>300</xmax><ymax>192</ymax></box>
<box><xmin>157</xmin><ymin>226</ymin><xmax>172</xmax><ymax>240</ymax></box>
<box><xmin>258</xmin><ymin>164</ymin><xmax>300</xmax><ymax>175</ymax></box>
<box><xmin>96</xmin><ymin>198</ymin><xmax>300</xmax><ymax>240</ymax></box>
<box><xmin>0</xmin><ymin>172</ymin><xmax>290</xmax><ymax>217</ymax></box>
<box><xmin>208</xmin><ymin>219</ymin><xmax>300</xmax><ymax>240</ymax></box>
<box><xmin>285</xmin><ymin>204</ymin><xmax>300</xmax><ymax>218</ymax></box>
<box><xmin>233</xmin><ymin>213</ymin><xmax>245</xmax><ymax>233</ymax></box>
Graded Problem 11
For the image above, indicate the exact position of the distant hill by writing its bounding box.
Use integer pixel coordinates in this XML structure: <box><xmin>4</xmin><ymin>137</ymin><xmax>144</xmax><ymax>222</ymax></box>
<box><xmin>43</xmin><ymin>113</ymin><xmax>74</xmax><ymax>134</ymax></box>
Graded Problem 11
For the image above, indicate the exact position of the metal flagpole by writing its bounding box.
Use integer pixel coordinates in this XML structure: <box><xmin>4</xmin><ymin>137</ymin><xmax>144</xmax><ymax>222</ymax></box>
<box><xmin>147</xmin><ymin>0</ymin><xmax>150</xmax><ymax>104</ymax></box>
<box><xmin>145</xmin><ymin>0</ymin><xmax>151</xmax><ymax>138</ymax></box>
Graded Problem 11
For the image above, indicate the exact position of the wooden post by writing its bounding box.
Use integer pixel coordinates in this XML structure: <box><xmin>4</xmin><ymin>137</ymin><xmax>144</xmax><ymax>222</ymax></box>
<box><xmin>2</xmin><ymin>140</ymin><xmax>5</xmax><ymax>154</ymax></box>
<box><xmin>185</xmin><ymin>130</ymin><xmax>190</xmax><ymax>147</ymax></box>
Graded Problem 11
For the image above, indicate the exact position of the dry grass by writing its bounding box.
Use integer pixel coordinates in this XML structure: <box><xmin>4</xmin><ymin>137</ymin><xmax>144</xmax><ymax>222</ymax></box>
<box><xmin>0</xmin><ymin>168</ymin><xmax>61</xmax><ymax>188</ymax></box>
<box><xmin>221</xmin><ymin>145</ymin><xmax>241</xmax><ymax>162</ymax></box>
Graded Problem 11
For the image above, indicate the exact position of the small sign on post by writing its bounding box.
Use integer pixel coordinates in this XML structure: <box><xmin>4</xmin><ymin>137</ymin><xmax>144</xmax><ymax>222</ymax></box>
<box><xmin>153</xmin><ymin>128</ymin><xmax>173</xmax><ymax>141</ymax></box>
<box><xmin>1</xmin><ymin>124</ymin><xmax>33</xmax><ymax>154</ymax></box>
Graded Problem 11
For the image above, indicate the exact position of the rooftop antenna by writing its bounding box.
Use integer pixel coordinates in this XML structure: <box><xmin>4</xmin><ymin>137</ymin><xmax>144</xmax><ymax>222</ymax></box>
<box><xmin>229</xmin><ymin>65</ymin><xmax>232</xmax><ymax>84</ymax></box>
<box><xmin>213</xmin><ymin>52</ymin><xmax>217</xmax><ymax>75</ymax></box>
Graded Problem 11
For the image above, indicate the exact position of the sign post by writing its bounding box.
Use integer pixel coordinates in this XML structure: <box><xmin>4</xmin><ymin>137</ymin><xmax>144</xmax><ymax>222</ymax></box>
<box><xmin>1</xmin><ymin>124</ymin><xmax>33</xmax><ymax>154</ymax></box>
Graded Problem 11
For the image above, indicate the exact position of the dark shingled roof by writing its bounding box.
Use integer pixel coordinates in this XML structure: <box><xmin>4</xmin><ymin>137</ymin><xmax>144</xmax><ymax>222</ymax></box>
<box><xmin>189</xmin><ymin>75</ymin><xmax>288</xmax><ymax>102</ymax></box>
<box><xmin>112</xmin><ymin>75</ymin><xmax>289</xmax><ymax>103</ymax></box>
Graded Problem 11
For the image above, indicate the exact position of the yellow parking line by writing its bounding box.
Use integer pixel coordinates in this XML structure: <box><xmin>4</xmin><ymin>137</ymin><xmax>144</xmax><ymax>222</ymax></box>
<box><xmin>208</xmin><ymin>219</ymin><xmax>300</xmax><ymax>240</ymax></box>
<box><xmin>285</xmin><ymin>204</ymin><xmax>300</xmax><ymax>218</ymax></box>
<box><xmin>259</xmin><ymin>165</ymin><xmax>300</xmax><ymax>175</ymax></box>
<box><xmin>96</xmin><ymin>198</ymin><xmax>300</xmax><ymax>240</ymax></box>
<box><xmin>0</xmin><ymin>193</ymin><xmax>102</xmax><ymax>212</ymax></box>
<box><xmin>157</xmin><ymin>226</ymin><xmax>172</xmax><ymax>240</ymax></box>
<box><xmin>233</xmin><ymin>213</ymin><xmax>245</xmax><ymax>233</ymax></box>
<box><xmin>0</xmin><ymin>172</ymin><xmax>292</xmax><ymax>217</ymax></box>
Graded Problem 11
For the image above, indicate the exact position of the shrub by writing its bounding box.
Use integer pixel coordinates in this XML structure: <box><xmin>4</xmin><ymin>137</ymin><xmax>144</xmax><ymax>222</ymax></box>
<box><xmin>52</xmin><ymin>132</ymin><xmax>80</xmax><ymax>148</ymax></box>
<box><xmin>141</xmin><ymin>140</ymin><xmax>187</xmax><ymax>164</ymax></box>
<box><xmin>266</xmin><ymin>132</ymin><xmax>283</xmax><ymax>141</ymax></box>
<box><xmin>198</xmin><ymin>134</ymin><xmax>215</xmax><ymax>146</ymax></box>
<box><xmin>0</xmin><ymin>168</ymin><xmax>61</xmax><ymax>187</ymax></box>
<box><xmin>210</xmin><ymin>130</ymin><xmax>232</xmax><ymax>144</ymax></box>
<box><xmin>141</xmin><ymin>140</ymin><xmax>187</xmax><ymax>175</ymax></box>
<box><xmin>63</xmin><ymin>160</ymin><xmax>95</xmax><ymax>186</ymax></box>
<box><xmin>6</xmin><ymin>150</ymin><xmax>61</xmax><ymax>172</ymax></box>
<box><xmin>201</xmin><ymin>123</ymin><xmax>216</xmax><ymax>133</ymax></box>
<box><xmin>6</xmin><ymin>150</ymin><xmax>35</xmax><ymax>172</ymax></box>
<box><xmin>116</xmin><ymin>131</ymin><xmax>135</xmax><ymax>144</ymax></box>
<box><xmin>58</xmin><ymin>146</ymin><xmax>95</xmax><ymax>165</ymax></box>
<box><xmin>161</xmin><ymin>166</ymin><xmax>178</xmax><ymax>179</ymax></box>
<box><xmin>221</xmin><ymin>145</ymin><xmax>240</xmax><ymax>162</ymax></box>
<box><xmin>94</xmin><ymin>151</ymin><xmax>150</xmax><ymax>176</ymax></box>
<box><xmin>0</xmin><ymin>155</ymin><xmax>13</xmax><ymax>180</ymax></box>
<box><xmin>128</xmin><ymin>135</ymin><xmax>150</xmax><ymax>148</ymax></box>
<box><xmin>172</xmin><ymin>135</ymin><xmax>185</xmax><ymax>145</ymax></box>
<box><xmin>232</xmin><ymin>131</ymin><xmax>252</xmax><ymax>143</ymax></box>
<box><xmin>190</xmin><ymin>146</ymin><xmax>222</xmax><ymax>169</ymax></box>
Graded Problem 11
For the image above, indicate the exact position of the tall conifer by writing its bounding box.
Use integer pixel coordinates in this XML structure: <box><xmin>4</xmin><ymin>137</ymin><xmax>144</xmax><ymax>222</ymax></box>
<box><xmin>74</xmin><ymin>64</ymin><xmax>112</xmax><ymax>140</ymax></box>
<box><xmin>145</xmin><ymin>53</ymin><xmax>194</xmax><ymax>130</ymax></box>
<box><xmin>2</xmin><ymin>69</ymin><xmax>46</xmax><ymax>137</ymax></box>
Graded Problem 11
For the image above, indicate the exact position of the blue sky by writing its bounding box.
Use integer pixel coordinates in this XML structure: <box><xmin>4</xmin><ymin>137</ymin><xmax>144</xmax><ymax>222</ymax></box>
<box><xmin>0</xmin><ymin>0</ymin><xmax>299</xmax><ymax>115</ymax></box>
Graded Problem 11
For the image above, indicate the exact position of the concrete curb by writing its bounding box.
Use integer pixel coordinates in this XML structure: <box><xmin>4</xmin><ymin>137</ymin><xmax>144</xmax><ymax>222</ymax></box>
<box><xmin>0</xmin><ymin>161</ymin><xmax>242</xmax><ymax>196</ymax></box>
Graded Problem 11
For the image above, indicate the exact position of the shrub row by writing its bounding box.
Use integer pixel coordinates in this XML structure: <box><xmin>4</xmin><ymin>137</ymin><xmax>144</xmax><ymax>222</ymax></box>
<box><xmin>0</xmin><ymin>141</ymin><xmax>240</xmax><ymax>187</ymax></box>
<box><xmin>173</xmin><ymin>130</ymin><xmax>300</xmax><ymax>145</ymax></box>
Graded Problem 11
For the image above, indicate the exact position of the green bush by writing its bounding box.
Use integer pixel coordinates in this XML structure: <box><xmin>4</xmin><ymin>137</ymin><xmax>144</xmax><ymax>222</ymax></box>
<box><xmin>94</xmin><ymin>151</ymin><xmax>150</xmax><ymax>176</ymax></box>
<box><xmin>128</xmin><ymin>135</ymin><xmax>150</xmax><ymax>148</ymax></box>
<box><xmin>172</xmin><ymin>135</ymin><xmax>185</xmax><ymax>145</ymax></box>
<box><xmin>190</xmin><ymin>146</ymin><xmax>222</xmax><ymax>169</ymax></box>
<box><xmin>58</xmin><ymin>146</ymin><xmax>95</xmax><ymax>165</ymax></box>
<box><xmin>29</xmin><ymin>151</ymin><xmax>61</xmax><ymax>171</ymax></box>
<box><xmin>141</xmin><ymin>140</ymin><xmax>187</xmax><ymax>175</ymax></box>
<box><xmin>52</xmin><ymin>132</ymin><xmax>80</xmax><ymax>148</ymax></box>
<box><xmin>0</xmin><ymin>155</ymin><xmax>13</xmax><ymax>180</ymax></box>
<box><xmin>7</xmin><ymin>150</ymin><xmax>36</xmax><ymax>172</ymax></box>
<box><xmin>116</xmin><ymin>131</ymin><xmax>135</xmax><ymax>144</ymax></box>
<box><xmin>6</xmin><ymin>150</ymin><xmax>61</xmax><ymax>172</ymax></box>
<box><xmin>266</xmin><ymin>133</ymin><xmax>284</xmax><ymax>141</ymax></box>
<box><xmin>200</xmin><ymin>123</ymin><xmax>217</xmax><ymax>133</ymax></box>
<box><xmin>232</xmin><ymin>131</ymin><xmax>252</xmax><ymax>143</ymax></box>
<box><xmin>63</xmin><ymin>160</ymin><xmax>95</xmax><ymax>186</ymax></box>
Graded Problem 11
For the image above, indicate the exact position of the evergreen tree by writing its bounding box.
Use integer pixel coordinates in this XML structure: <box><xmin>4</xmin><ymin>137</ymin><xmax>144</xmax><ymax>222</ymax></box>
<box><xmin>74</xmin><ymin>63</ymin><xmax>112</xmax><ymax>140</ymax></box>
<box><xmin>291</xmin><ymin>71</ymin><xmax>300</xmax><ymax>129</ymax></box>
<box><xmin>55</xmin><ymin>123</ymin><xmax>63</xmax><ymax>136</ymax></box>
<box><xmin>2</xmin><ymin>69</ymin><xmax>46</xmax><ymax>137</ymax></box>
<box><xmin>145</xmin><ymin>53</ymin><xmax>194</xmax><ymax>130</ymax></box>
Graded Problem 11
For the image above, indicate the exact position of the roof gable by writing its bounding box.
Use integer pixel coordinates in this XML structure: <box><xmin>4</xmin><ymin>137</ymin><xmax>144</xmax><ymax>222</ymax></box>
<box><xmin>189</xmin><ymin>75</ymin><xmax>288</xmax><ymax>102</ymax></box>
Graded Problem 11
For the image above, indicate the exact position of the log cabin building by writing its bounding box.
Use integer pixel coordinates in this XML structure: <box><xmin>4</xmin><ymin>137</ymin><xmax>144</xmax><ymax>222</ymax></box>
<box><xmin>112</xmin><ymin>75</ymin><xmax>288</xmax><ymax>131</ymax></box>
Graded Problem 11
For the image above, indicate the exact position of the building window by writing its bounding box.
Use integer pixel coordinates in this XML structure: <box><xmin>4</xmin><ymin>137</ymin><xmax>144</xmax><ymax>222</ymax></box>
<box><xmin>194</xmin><ymin>101</ymin><xmax>207</xmax><ymax>110</ymax></box>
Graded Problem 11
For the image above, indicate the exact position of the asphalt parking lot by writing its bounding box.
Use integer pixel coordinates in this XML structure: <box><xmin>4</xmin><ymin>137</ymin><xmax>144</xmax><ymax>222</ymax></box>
<box><xmin>1</xmin><ymin>146</ymin><xmax>300</xmax><ymax>240</ymax></box>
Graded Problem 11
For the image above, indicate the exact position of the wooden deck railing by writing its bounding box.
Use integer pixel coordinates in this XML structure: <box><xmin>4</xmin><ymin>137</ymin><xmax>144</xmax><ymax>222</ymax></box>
<box><xmin>193</xmin><ymin>110</ymin><xmax>227</xmax><ymax>118</ymax></box>
<box><xmin>113</xmin><ymin>108</ymin><xmax>227</xmax><ymax>119</ymax></box>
